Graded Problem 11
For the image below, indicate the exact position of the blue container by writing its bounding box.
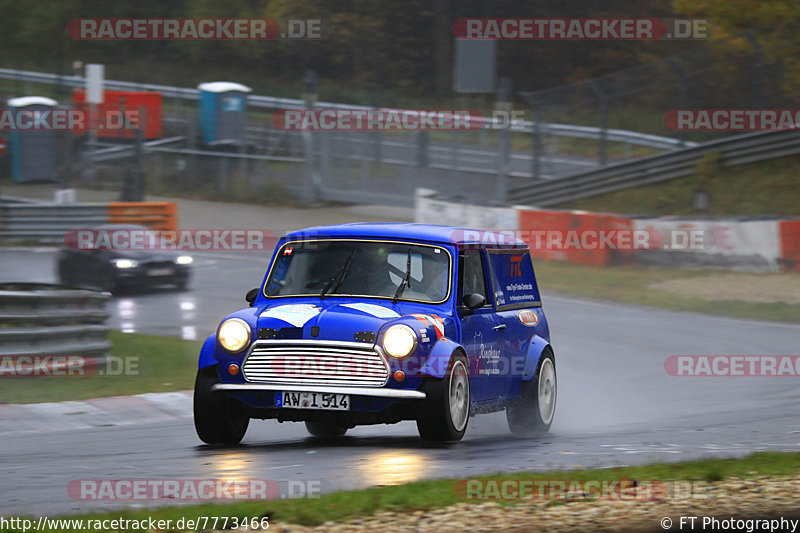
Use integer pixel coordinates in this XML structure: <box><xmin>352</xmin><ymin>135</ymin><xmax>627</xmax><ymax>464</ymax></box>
<box><xmin>197</xmin><ymin>82</ymin><xmax>252</xmax><ymax>145</ymax></box>
<box><xmin>7</xmin><ymin>96</ymin><xmax>59</xmax><ymax>183</ymax></box>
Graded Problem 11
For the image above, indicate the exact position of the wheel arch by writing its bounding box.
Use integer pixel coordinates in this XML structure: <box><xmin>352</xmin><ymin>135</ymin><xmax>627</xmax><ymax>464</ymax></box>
<box><xmin>417</xmin><ymin>337</ymin><xmax>463</xmax><ymax>379</ymax></box>
<box><xmin>522</xmin><ymin>335</ymin><xmax>554</xmax><ymax>382</ymax></box>
<box><xmin>197</xmin><ymin>334</ymin><xmax>218</xmax><ymax>369</ymax></box>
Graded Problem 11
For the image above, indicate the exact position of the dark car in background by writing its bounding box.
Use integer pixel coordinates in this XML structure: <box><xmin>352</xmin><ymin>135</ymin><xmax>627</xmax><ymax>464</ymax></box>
<box><xmin>57</xmin><ymin>224</ymin><xmax>193</xmax><ymax>293</ymax></box>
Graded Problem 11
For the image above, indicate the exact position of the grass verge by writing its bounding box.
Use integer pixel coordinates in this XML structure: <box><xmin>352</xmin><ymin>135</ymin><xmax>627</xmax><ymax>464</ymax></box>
<box><xmin>9</xmin><ymin>452</ymin><xmax>800</xmax><ymax>530</ymax></box>
<box><xmin>533</xmin><ymin>261</ymin><xmax>800</xmax><ymax>323</ymax></box>
<box><xmin>0</xmin><ymin>331</ymin><xmax>200</xmax><ymax>405</ymax></box>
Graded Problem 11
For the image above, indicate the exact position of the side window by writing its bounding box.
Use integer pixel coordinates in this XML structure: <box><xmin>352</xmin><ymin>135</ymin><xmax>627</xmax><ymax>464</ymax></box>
<box><xmin>461</xmin><ymin>250</ymin><xmax>488</xmax><ymax>301</ymax></box>
<box><xmin>486</xmin><ymin>249</ymin><xmax>541</xmax><ymax>310</ymax></box>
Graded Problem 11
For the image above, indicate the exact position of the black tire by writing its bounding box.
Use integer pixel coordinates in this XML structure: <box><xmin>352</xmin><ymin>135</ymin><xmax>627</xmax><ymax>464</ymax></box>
<box><xmin>506</xmin><ymin>349</ymin><xmax>556</xmax><ymax>437</ymax></box>
<box><xmin>305</xmin><ymin>420</ymin><xmax>348</xmax><ymax>438</ymax></box>
<box><xmin>100</xmin><ymin>267</ymin><xmax>119</xmax><ymax>294</ymax></box>
<box><xmin>193</xmin><ymin>366</ymin><xmax>249</xmax><ymax>445</ymax></box>
<box><xmin>416</xmin><ymin>352</ymin><xmax>470</xmax><ymax>442</ymax></box>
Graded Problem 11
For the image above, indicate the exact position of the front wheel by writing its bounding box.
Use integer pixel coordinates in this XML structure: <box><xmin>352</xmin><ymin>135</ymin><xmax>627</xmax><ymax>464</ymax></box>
<box><xmin>99</xmin><ymin>267</ymin><xmax>119</xmax><ymax>294</ymax></box>
<box><xmin>506</xmin><ymin>349</ymin><xmax>556</xmax><ymax>437</ymax></box>
<box><xmin>416</xmin><ymin>352</ymin><xmax>470</xmax><ymax>442</ymax></box>
<box><xmin>193</xmin><ymin>366</ymin><xmax>249</xmax><ymax>445</ymax></box>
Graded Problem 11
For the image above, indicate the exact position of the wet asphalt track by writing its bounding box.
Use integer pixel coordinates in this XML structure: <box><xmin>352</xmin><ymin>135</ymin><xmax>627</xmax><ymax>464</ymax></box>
<box><xmin>1</xmin><ymin>249</ymin><xmax>799</xmax><ymax>516</ymax></box>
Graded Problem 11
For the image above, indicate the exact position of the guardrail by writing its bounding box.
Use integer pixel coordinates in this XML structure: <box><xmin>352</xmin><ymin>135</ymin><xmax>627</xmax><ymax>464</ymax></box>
<box><xmin>0</xmin><ymin>200</ymin><xmax>177</xmax><ymax>242</ymax></box>
<box><xmin>0</xmin><ymin>201</ymin><xmax>108</xmax><ymax>242</ymax></box>
<box><xmin>0</xmin><ymin>67</ymin><xmax>692</xmax><ymax>151</ymax></box>
<box><xmin>0</xmin><ymin>283</ymin><xmax>111</xmax><ymax>363</ymax></box>
<box><xmin>509</xmin><ymin>128</ymin><xmax>800</xmax><ymax>206</ymax></box>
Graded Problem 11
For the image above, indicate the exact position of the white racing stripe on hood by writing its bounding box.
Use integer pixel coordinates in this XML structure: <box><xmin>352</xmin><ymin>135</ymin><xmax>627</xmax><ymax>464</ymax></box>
<box><xmin>341</xmin><ymin>302</ymin><xmax>401</xmax><ymax>319</ymax></box>
<box><xmin>260</xmin><ymin>304</ymin><xmax>321</xmax><ymax>327</ymax></box>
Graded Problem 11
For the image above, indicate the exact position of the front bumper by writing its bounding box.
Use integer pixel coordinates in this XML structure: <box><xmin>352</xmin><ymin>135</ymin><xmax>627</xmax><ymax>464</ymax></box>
<box><xmin>211</xmin><ymin>383</ymin><xmax>426</xmax><ymax>400</ymax></box>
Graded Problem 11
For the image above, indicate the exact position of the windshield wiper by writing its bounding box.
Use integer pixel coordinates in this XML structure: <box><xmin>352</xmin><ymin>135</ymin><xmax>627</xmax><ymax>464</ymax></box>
<box><xmin>320</xmin><ymin>248</ymin><xmax>356</xmax><ymax>298</ymax></box>
<box><xmin>393</xmin><ymin>249</ymin><xmax>412</xmax><ymax>303</ymax></box>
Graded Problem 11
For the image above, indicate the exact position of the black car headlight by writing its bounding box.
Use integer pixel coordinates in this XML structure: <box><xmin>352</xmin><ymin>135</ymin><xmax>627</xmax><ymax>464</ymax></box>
<box><xmin>113</xmin><ymin>258</ymin><xmax>138</xmax><ymax>269</ymax></box>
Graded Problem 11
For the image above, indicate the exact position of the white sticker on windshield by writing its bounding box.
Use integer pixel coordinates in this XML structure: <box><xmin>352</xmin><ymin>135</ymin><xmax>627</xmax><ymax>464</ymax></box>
<box><xmin>341</xmin><ymin>302</ymin><xmax>401</xmax><ymax>318</ymax></box>
<box><xmin>260</xmin><ymin>304</ymin><xmax>321</xmax><ymax>327</ymax></box>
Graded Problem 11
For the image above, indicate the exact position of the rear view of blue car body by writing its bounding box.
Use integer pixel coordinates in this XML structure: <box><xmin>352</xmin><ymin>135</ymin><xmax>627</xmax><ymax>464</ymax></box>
<box><xmin>194</xmin><ymin>223</ymin><xmax>556</xmax><ymax>443</ymax></box>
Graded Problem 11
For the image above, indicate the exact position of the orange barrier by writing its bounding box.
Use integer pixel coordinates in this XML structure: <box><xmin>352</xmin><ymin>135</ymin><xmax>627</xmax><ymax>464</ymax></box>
<box><xmin>72</xmin><ymin>89</ymin><xmax>164</xmax><ymax>139</ymax></box>
<box><xmin>107</xmin><ymin>202</ymin><xmax>177</xmax><ymax>232</ymax></box>
<box><xmin>778</xmin><ymin>220</ymin><xmax>800</xmax><ymax>271</ymax></box>
<box><xmin>518</xmin><ymin>209</ymin><xmax>634</xmax><ymax>266</ymax></box>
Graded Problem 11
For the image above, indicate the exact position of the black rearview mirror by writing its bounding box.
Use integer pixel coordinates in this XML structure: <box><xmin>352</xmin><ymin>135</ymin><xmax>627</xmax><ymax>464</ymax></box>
<box><xmin>463</xmin><ymin>292</ymin><xmax>486</xmax><ymax>310</ymax></box>
<box><xmin>245</xmin><ymin>287</ymin><xmax>259</xmax><ymax>306</ymax></box>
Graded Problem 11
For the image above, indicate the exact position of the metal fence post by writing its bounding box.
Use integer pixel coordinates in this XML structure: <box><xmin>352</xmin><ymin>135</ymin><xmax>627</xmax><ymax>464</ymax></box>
<box><xmin>417</xmin><ymin>131</ymin><xmax>430</xmax><ymax>167</ymax></box>
<box><xmin>589</xmin><ymin>79</ymin><xmax>609</xmax><ymax>168</ymax></box>
<box><xmin>495</xmin><ymin>77</ymin><xmax>511</xmax><ymax>203</ymax></box>
<box><xmin>303</xmin><ymin>70</ymin><xmax>319</xmax><ymax>202</ymax></box>
<box><xmin>741</xmin><ymin>31</ymin><xmax>764</xmax><ymax>109</ymax></box>
<box><xmin>120</xmin><ymin>128</ymin><xmax>144</xmax><ymax>201</ymax></box>
<box><xmin>664</xmin><ymin>58</ymin><xmax>688</xmax><ymax>148</ymax></box>
<box><xmin>187</xmin><ymin>109</ymin><xmax>197</xmax><ymax>185</ymax></box>
<box><xmin>531</xmin><ymin>100</ymin><xmax>543</xmax><ymax>181</ymax></box>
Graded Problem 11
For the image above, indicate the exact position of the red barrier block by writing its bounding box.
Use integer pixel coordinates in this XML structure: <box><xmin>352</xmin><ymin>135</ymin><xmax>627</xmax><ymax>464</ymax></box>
<box><xmin>778</xmin><ymin>220</ymin><xmax>800</xmax><ymax>271</ymax></box>
<box><xmin>518</xmin><ymin>209</ymin><xmax>634</xmax><ymax>266</ymax></box>
<box><xmin>72</xmin><ymin>89</ymin><xmax>163</xmax><ymax>139</ymax></box>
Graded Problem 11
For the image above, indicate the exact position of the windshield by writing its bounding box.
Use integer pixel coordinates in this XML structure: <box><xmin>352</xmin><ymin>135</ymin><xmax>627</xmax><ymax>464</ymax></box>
<box><xmin>264</xmin><ymin>240</ymin><xmax>451</xmax><ymax>303</ymax></box>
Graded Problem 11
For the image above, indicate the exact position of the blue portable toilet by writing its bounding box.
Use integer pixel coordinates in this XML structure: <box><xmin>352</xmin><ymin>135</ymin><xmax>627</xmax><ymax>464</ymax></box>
<box><xmin>7</xmin><ymin>96</ymin><xmax>59</xmax><ymax>182</ymax></box>
<box><xmin>197</xmin><ymin>82</ymin><xmax>252</xmax><ymax>145</ymax></box>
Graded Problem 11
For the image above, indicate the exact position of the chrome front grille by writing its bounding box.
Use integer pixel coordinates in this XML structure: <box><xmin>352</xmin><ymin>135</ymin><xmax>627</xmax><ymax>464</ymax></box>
<box><xmin>242</xmin><ymin>340</ymin><xmax>390</xmax><ymax>387</ymax></box>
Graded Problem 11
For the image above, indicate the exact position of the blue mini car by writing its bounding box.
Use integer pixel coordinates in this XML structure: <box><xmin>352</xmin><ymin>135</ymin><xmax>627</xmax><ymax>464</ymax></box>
<box><xmin>193</xmin><ymin>223</ymin><xmax>556</xmax><ymax>443</ymax></box>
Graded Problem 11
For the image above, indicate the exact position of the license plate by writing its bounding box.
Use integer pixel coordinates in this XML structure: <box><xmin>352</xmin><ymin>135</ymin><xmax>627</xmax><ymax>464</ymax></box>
<box><xmin>277</xmin><ymin>391</ymin><xmax>349</xmax><ymax>410</ymax></box>
<box><xmin>148</xmin><ymin>268</ymin><xmax>174</xmax><ymax>276</ymax></box>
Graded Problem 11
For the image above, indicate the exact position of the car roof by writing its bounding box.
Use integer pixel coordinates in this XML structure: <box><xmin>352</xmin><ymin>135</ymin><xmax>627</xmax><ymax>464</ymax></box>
<box><xmin>283</xmin><ymin>223</ymin><xmax>528</xmax><ymax>247</ymax></box>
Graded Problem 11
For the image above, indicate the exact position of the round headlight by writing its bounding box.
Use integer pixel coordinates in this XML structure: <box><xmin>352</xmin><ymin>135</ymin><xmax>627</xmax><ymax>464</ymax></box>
<box><xmin>382</xmin><ymin>324</ymin><xmax>417</xmax><ymax>359</ymax></box>
<box><xmin>218</xmin><ymin>318</ymin><xmax>251</xmax><ymax>353</ymax></box>
<box><xmin>175</xmin><ymin>255</ymin><xmax>193</xmax><ymax>265</ymax></box>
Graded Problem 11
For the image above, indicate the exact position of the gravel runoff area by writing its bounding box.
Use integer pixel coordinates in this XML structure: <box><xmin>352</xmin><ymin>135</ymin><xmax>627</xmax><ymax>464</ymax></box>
<box><xmin>257</xmin><ymin>476</ymin><xmax>800</xmax><ymax>533</ymax></box>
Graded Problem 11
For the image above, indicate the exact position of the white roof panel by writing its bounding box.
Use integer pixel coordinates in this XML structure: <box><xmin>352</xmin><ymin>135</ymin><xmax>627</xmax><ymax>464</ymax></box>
<box><xmin>197</xmin><ymin>82</ymin><xmax>252</xmax><ymax>94</ymax></box>
<box><xmin>8</xmin><ymin>96</ymin><xmax>58</xmax><ymax>107</ymax></box>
